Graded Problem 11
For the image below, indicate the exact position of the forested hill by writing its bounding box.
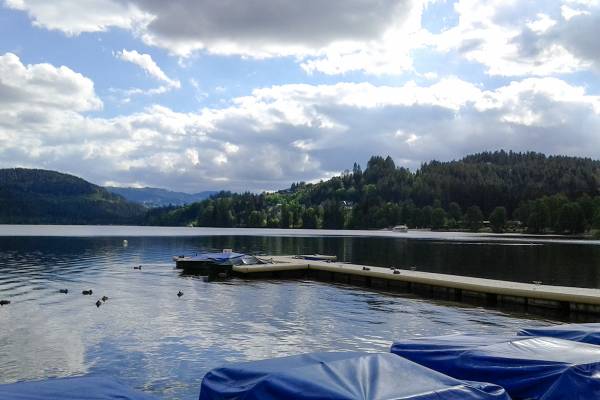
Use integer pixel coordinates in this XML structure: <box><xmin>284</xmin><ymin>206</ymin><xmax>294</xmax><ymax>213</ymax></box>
<box><xmin>418</xmin><ymin>152</ymin><xmax>600</xmax><ymax>212</ymax></box>
<box><xmin>2</xmin><ymin>151</ymin><xmax>600</xmax><ymax>232</ymax></box>
<box><xmin>147</xmin><ymin>151</ymin><xmax>600</xmax><ymax>234</ymax></box>
<box><xmin>0</xmin><ymin>168</ymin><xmax>145</xmax><ymax>224</ymax></box>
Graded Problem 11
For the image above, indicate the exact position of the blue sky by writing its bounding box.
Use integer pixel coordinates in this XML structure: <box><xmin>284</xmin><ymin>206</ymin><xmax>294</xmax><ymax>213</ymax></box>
<box><xmin>1</xmin><ymin>0</ymin><xmax>599</xmax><ymax>192</ymax></box>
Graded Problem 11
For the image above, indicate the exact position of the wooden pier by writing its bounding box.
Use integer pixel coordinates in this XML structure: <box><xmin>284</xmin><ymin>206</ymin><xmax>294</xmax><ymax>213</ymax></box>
<box><xmin>233</xmin><ymin>256</ymin><xmax>600</xmax><ymax>317</ymax></box>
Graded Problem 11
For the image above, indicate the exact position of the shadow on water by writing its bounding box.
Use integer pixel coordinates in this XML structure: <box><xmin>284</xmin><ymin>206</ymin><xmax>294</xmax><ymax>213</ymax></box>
<box><xmin>40</xmin><ymin>234</ymin><xmax>600</xmax><ymax>288</ymax></box>
<box><xmin>0</xmin><ymin>231</ymin><xmax>598</xmax><ymax>399</ymax></box>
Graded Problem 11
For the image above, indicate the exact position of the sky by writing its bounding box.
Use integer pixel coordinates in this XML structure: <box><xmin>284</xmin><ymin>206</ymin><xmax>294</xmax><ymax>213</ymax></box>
<box><xmin>0</xmin><ymin>0</ymin><xmax>599</xmax><ymax>193</ymax></box>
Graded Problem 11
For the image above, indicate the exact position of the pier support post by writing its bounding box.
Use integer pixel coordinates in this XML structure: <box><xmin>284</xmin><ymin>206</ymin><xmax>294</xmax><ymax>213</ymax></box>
<box><xmin>455</xmin><ymin>289</ymin><xmax>463</xmax><ymax>302</ymax></box>
<box><xmin>486</xmin><ymin>293</ymin><xmax>498</xmax><ymax>307</ymax></box>
<box><xmin>559</xmin><ymin>301</ymin><xmax>571</xmax><ymax>316</ymax></box>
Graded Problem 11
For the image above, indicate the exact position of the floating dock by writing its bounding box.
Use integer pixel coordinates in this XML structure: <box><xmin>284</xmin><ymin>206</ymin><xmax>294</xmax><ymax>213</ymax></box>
<box><xmin>233</xmin><ymin>256</ymin><xmax>600</xmax><ymax>316</ymax></box>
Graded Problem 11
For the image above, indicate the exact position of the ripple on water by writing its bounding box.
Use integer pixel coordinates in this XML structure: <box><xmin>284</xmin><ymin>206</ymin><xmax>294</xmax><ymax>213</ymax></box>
<box><xmin>0</xmin><ymin>235</ymin><xmax>559</xmax><ymax>400</ymax></box>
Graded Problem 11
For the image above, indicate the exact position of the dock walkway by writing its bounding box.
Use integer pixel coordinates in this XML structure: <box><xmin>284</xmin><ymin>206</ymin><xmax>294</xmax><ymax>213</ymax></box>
<box><xmin>233</xmin><ymin>256</ymin><xmax>600</xmax><ymax>315</ymax></box>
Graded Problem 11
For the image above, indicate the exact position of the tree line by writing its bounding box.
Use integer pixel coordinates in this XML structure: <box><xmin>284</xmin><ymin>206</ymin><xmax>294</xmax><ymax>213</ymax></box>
<box><xmin>146</xmin><ymin>150</ymin><xmax>600</xmax><ymax>234</ymax></box>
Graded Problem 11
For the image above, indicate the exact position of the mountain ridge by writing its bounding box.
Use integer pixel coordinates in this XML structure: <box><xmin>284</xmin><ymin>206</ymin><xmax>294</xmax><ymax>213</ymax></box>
<box><xmin>3</xmin><ymin>150</ymin><xmax>600</xmax><ymax>234</ymax></box>
<box><xmin>105</xmin><ymin>186</ymin><xmax>217</xmax><ymax>208</ymax></box>
<box><xmin>0</xmin><ymin>168</ymin><xmax>145</xmax><ymax>224</ymax></box>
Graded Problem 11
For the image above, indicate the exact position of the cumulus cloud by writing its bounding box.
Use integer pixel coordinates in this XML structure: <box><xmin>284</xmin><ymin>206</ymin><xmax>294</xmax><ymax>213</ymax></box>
<box><xmin>6</xmin><ymin>0</ymin><xmax>600</xmax><ymax>76</ymax></box>
<box><xmin>3</xmin><ymin>0</ymin><xmax>150</xmax><ymax>35</ymax></box>
<box><xmin>2</xmin><ymin>53</ymin><xmax>600</xmax><ymax>192</ymax></box>
<box><xmin>4</xmin><ymin>0</ymin><xmax>429</xmax><ymax>75</ymax></box>
<box><xmin>432</xmin><ymin>0</ymin><xmax>600</xmax><ymax>76</ymax></box>
<box><xmin>0</xmin><ymin>52</ymin><xmax>102</xmax><ymax>112</ymax></box>
<box><xmin>4</xmin><ymin>0</ymin><xmax>417</xmax><ymax>49</ymax></box>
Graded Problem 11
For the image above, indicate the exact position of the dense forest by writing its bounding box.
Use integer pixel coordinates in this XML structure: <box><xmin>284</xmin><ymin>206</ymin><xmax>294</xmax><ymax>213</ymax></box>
<box><xmin>3</xmin><ymin>151</ymin><xmax>600</xmax><ymax>234</ymax></box>
<box><xmin>0</xmin><ymin>168</ymin><xmax>145</xmax><ymax>224</ymax></box>
<box><xmin>146</xmin><ymin>151</ymin><xmax>600</xmax><ymax>234</ymax></box>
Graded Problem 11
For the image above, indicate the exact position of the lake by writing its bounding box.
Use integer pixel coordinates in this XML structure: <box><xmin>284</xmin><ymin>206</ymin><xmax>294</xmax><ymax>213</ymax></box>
<box><xmin>0</xmin><ymin>225</ymin><xmax>597</xmax><ymax>399</ymax></box>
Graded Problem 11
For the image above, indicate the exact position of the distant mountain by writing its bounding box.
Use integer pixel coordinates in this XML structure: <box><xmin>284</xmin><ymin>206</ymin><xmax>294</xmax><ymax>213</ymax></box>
<box><xmin>0</xmin><ymin>168</ymin><xmax>145</xmax><ymax>224</ymax></box>
<box><xmin>105</xmin><ymin>186</ymin><xmax>217</xmax><ymax>208</ymax></box>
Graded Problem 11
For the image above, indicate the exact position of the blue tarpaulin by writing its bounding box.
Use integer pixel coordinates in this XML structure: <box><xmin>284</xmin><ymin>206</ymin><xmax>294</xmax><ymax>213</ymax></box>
<box><xmin>518</xmin><ymin>323</ymin><xmax>600</xmax><ymax>345</ymax></box>
<box><xmin>189</xmin><ymin>252</ymin><xmax>245</xmax><ymax>263</ymax></box>
<box><xmin>0</xmin><ymin>376</ymin><xmax>159</xmax><ymax>400</ymax></box>
<box><xmin>199</xmin><ymin>351</ymin><xmax>510</xmax><ymax>400</ymax></box>
<box><xmin>391</xmin><ymin>334</ymin><xmax>600</xmax><ymax>400</ymax></box>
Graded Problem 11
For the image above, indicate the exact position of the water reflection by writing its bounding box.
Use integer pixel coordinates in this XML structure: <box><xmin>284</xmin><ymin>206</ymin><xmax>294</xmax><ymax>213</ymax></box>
<box><xmin>0</xmin><ymin>232</ymin><xmax>580</xmax><ymax>399</ymax></box>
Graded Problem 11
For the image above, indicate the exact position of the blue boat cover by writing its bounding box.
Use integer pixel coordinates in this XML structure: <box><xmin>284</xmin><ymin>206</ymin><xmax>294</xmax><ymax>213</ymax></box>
<box><xmin>391</xmin><ymin>334</ymin><xmax>600</xmax><ymax>400</ymax></box>
<box><xmin>518</xmin><ymin>323</ymin><xmax>600</xmax><ymax>345</ymax></box>
<box><xmin>199</xmin><ymin>352</ymin><xmax>510</xmax><ymax>400</ymax></box>
<box><xmin>189</xmin><ymin>252</ymin><xmax>245</xmax><ymax>263</ymax></box>
<box><xmin>0</xmin><ymin>375</ymin><xmax>159</xmax><ymax>400</ymax></box>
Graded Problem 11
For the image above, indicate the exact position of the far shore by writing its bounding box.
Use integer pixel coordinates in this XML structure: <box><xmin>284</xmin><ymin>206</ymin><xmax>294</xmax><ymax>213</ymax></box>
<box><xmin>0</xmin><ymin>224</ymin><xmax>598</xmax><ymax>245</ymax></box>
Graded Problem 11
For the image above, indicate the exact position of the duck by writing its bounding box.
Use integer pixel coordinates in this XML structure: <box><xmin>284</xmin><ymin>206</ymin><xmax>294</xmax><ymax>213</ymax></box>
<box><xmin>0</xmin><ymin>300</ymin><xmax>10</xmax><ymax>306</ymax></box>
<box><xmin>95</xmin><ymin>300</ymin><xmax>102</xmax><ymax>307</ymax></box>
<box><xmin>101</xmin><ymin>296</ymin><xmax>109</xmax><ymax>302</ymax></box>
<box><xmin>177</xmin><ymin>291</ymin><xmax>184</xmax><ymax>297</ymax></box>
<box><xmin>82</xmin><ymin>290</ymin><xmax>93</xmax><ymax>295</ymax></box>
<box><xmin>59</xmin><ymin>289</ymin><xmax>69</xmax><ymax>294</ymax></box>
<box><xmin>133</xmin><ymin>265</ymin><xmax>142</xmax><ymax>270</ymax></box>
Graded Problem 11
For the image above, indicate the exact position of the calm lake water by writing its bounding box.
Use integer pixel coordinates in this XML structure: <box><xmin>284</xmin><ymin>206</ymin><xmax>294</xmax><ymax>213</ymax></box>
<box><xmin>1</xmin><ymin>225</ymin><xmax>597</xmax><ymax>399</ymax></box>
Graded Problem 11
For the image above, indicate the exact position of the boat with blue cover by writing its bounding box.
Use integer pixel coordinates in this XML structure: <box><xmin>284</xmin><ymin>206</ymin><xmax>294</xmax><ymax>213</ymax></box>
<box><xmin>518</xmin><ymin>322</ymin><xmax>600</xmax><ymax>345</ymax></box>
<box><xmin>0</xmin><ymin>375</ymin><xmax>159</xmax><ymax>400</ymax></box>
<box><xmin>390</xmin><ymin>333</ymin><xmax>600</xmax><ymax>400</ymax></box>
<box><xmin>198</xmin><ymin>351</ymin><xmax>510</xmax><ymax>400</ymax></box>
<box><xmin>173</xmin><ymin>250</ymin><xmax>266</xmax><ymax>275</ymax></box>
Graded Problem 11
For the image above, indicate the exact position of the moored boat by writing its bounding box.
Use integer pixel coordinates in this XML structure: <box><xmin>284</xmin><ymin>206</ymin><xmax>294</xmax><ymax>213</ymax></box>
<box><xmin>173</xmin><ymin>250</ymin><xmax>266</xmax><ymax>276</ymax></box>
<box><xmin>0</xmin><ymin>375</ymin><xmax>159</xmax><ymax>400</ymax></box>
<box><xmin>199</xmin><ymin>352</ymin><xmax>509</xmax><ymax>400</ymax></box>
<box><xmin>391</xmin><ymin>333</ymin><xmax>600</xmax><ymax>400</ymax></box>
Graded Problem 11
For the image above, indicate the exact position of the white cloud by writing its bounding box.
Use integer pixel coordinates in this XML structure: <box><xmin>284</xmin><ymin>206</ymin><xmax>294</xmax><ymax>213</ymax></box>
<box><xmin>3</xmin><ymin>0</ymin><xmax>150</xmax><ymax>35</ymax></box>
<box><xmin>561</xmin><ymin>5</ymin><xmax>590</xmax><ymax>20</ymax></box>
<box><xmin>526</xmin><ymin>14</ymin><xmax>556</xmax><ymax>34</ymax></box>
<box><xmin>0</xmin><ymin>52</ymin><xmax>102</xmax><ymax>112</ymax></box>
<box><xmin>116</xmin><ymin>49</ymin><xmax>179</xmax><ymax>88</ymax></box>
<box><xmin>6</xmin><ymin>0</ymin><xmax>600</xmax><ymax>77</ymax></box>
<box><xmin>432</xmin><ymin>0</ymin><xmax>600</xmax><ymax>76</ymax></box>
<box><xmin>114</xmin><ymin>49</ymin><xmax>180</xmax><ymax>98</ymax></box>
<box><xmin>5</xmin><ymin>0</ymin><xmax>429</xmax><ymax>75</ymax></box>
<box><xmin>2</xmin><ymin>53</ymin><xmax>600</xmax><ymax>192</ymax></box>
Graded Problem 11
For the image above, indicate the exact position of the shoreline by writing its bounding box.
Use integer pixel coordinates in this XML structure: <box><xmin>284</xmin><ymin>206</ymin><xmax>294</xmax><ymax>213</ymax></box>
<box><xmin>0</xmin><ymin>224</ymin><xmax>598</xmax><ymax>245</ymax></box>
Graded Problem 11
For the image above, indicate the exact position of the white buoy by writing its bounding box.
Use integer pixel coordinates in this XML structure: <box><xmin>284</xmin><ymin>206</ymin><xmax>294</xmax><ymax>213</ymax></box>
<box><xmin>123</xmin><ymin>239</ymin><xmax>128</xmax><ymax>247</ymax></box>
